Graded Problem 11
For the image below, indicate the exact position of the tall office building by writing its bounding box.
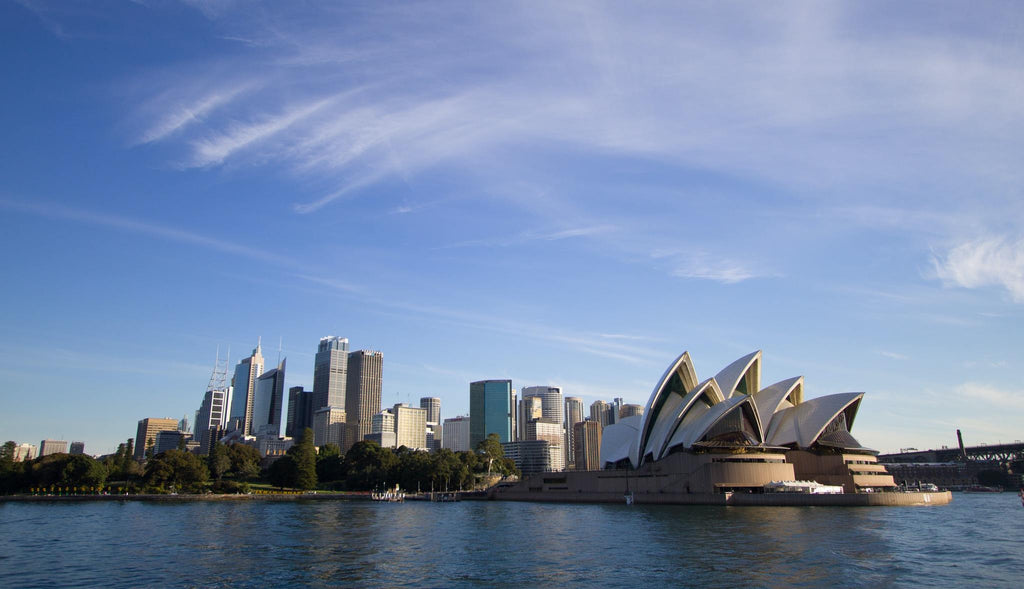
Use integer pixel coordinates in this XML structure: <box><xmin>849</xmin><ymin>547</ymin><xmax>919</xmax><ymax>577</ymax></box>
<box><xmin>252</xmin><ymin>359</ymin><xmax>286</xmax><ymax>437</ymax></box>
<box><xmin>564</xmin><ymin>396</ymin><xmax>585</xmax><ymax>469</ymax></box>
<box><xmin>470</xmin><ymin>379</ymin><xmax>513</xmax><ymax>449</ymax></box>
<box><xmin>346</xmin><ymin>349</ymin><xmax>383</xmax><ymax>450</ymax></box>
<box><xmin>313</xmin><ymin>406</ymin><xmax>347</xmax><ymax>448</ymax></box>
<box><xmin>393</xmin><ymin>403</ymin><xmax>427</xmax><ymax>450</ymax></box>
<box><xmin>573</xmin><ymin>420</ymin><xmax>603</xmax><ymax>471</ymax></box>
<box><xmin>442</xmin><ymin>416</ymin><xmax>470</xmax><ymax>452</ymax></box>
<box><xmin>420</xmin><ymin>397</ymin><xmax>441</xmax><ymax>424</ymax></box>
<box><xmin>196</xmin><ymin>388</ymin><xmax>229</xmax><ymax>454</ymax></box>
<box><xmin>134</xmin><ymin>417</ymin><xmax>179</xmax><ymax>459</ymax></box>
<box><xmin>69</xmin><ymin>442</ymin><xmax>85</xmax><ymax>455</ymax></box>
<box><xmin>313</xmin><ymin>336</ymin><xmax>348</xmax><ymax>410</ymax></box>
<box><xmin>228</xmin><ymin>341</ymin><xmax>264</xmax><ymax>435</ymax></box>
<box><xmin>39</xmin><ymin>440</ymin><xmax>68</xmax><ymax>457</ymax></box>
<box><xmin>286</xmin><ymin>386</ymin><xmax>315</xmax><ymax>438</ymax></box>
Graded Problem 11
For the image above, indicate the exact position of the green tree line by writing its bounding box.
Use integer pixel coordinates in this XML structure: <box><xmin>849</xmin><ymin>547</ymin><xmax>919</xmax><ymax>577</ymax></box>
<box><xmin>1</xmin><ymin>432</ymin><xmax>519</xmax><ymax>495</ymax></box>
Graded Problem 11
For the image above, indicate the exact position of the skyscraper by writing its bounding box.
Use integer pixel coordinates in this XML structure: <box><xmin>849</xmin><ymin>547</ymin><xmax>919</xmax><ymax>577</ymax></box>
<box><xmin>196</xmin><ymin>388</ymin><xmax>229</xmax><ymax>454</ymax></box>
<box><xmin>286</xmin><ymin>386</ymin><xmax>314</xmax><ymax>438</ymax></box>
<box><xmin>313</xmin><ymin>406</ymin><xmax>347</xmax><ymax>448</ymax></box>
<box><xmin>252</xmin><ymin>358</ymin><xmax>286</xmax><ymax>437</ymax></box>
<box><xmin>470</xmin><ymin>379</ymin><xmax>513</xmax><ymax>449</ymax></box>
<box><xmin>313</xmin><ymin>336</ymin><xmax>348</xmax><ymax>410</ymax></box>
<box><xmin>228</xmin><ymin>341</ymin><xmax>264</xmax><ymax>435</ymax></box>
<box><xmin>346</xmin><ymin>349</ymin><xmax>383</xmax><ymax>450</ymax></box>
<box><xmin>522</xmin><ymin>386</ymin><xmax>565</xmax><ymax>466</ymax></box>
<box><xmin>590</xmin><ymin>400</ymin><xmax>611</xmax><ymax>427</ymax></box>
<box><xmin>564</xmin><ymin>396</ymin><xmax>585</xmax><ymax>469</ymax></box>
<box><xmin>69</xmin><ymin>442</ymin><xmax>85</xmax><ymax>455</ymax></box>
<box><xmin>420</xmin><ymin>397</ymin><xmax>441</xmax><ymax>424</ymax></box>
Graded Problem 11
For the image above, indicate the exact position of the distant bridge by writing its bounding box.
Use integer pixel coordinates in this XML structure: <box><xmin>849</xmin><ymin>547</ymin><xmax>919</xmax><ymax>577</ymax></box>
<box><xmin>879</xmin><ymin>441</ymin><xmax>1024</xmax><ymax>464</ymax></box>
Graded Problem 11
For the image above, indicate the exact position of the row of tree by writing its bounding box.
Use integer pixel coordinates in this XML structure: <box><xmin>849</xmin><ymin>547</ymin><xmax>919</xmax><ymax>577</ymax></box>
<box><xmin>1</xmin><ymin>432</ymin><xmax>519</xmax><ymax>495</ymax></box>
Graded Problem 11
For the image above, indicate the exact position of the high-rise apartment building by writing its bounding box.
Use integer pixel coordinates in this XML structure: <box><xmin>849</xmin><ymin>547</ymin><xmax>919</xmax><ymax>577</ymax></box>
<box><xmin>286</xmin><ymin>386</ymin><xmax>315</xmax><ymax>438</ymax></box>
<box><xmin>523</xmin><ymin>418</ymin><xmax>565</xmax><ymax>471</ymax></box>
<box><xmin>420</xmin><ymin>397</ymin><xmax>441</xmax><ymax>424</ymax></box>
<box><xmin>573</xmin><ymin>420</ymin><xmax>603</xmax><ymax>471</ymax></box>
<box><xmin>442</xmin><ymin>416</ymin><xmax>470</xmax><ymax>452</ymax></box>
<box><xmin>252</xmin><ymin>359</ymin><xmax>286</xmax><ymax>436</ymax></box>
<box><xmin>39</xmin><ymin>439</ymin><xmax>68</xmax><ymax>457</ymax></box>
<box><xmin>619</xmin><ymin>403</ymin><xmax>644</xmax><ymax>419</ymax></box>
<box><xmin>393</xmin><ymin>403</ymin><xmax>427</xmax><ymax>450</ymax></box>
<box><xmin>470</xmin><ymin>379</ymin><xmax>513</xmax><ymax>448</ymax></box>
<box><xmin>228</xmin><ymin>341</ymin><xmax>264</xmax><ymax>435</ymax></box>
<box><xmin>134</xmin><ymin>418</ymin><xmax>179</xmax><ymax>459</ymax></box>
<box><xmin>346</xmin><ymin>349</ymin><xmax>383</xmax><ymax>450</ymax></box>
<box><xmin>590</xmin><ymin>400</ymin><xmax>611</xmax><ymax>427</ymax></box>
<box><xmin>313</xmin><ymin>336</ymin><xmax>348</xmax><ymax>410</ymax></box>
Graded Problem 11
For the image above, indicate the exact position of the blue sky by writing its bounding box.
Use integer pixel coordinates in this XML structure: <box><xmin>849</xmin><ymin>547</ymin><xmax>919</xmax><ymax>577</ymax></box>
<box><xmin>2</xmin><ymin>1</ymin><xmax>1022</xmax><ymax>456</ymax></box>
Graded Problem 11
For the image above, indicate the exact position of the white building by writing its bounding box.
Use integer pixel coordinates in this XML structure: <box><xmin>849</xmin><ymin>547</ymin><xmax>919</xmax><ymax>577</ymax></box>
<box><xmin>393</xmin><ymin>404</ymin><xmax>427</xmax><ymax>450</ymax></box>
<box><xmin>442</xmin><ymin>416</ymin><xmax>470</xmax><ymax>452</ymax></box>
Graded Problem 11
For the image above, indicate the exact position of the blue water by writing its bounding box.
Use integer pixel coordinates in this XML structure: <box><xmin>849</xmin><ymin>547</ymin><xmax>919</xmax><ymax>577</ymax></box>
<box><xmin>0</xmin><ymin>494</ymin><xmax>1020</xmax><ymax>588</ymax></box>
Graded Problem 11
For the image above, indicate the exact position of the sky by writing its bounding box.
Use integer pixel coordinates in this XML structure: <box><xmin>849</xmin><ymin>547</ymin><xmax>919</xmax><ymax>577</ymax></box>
<box><xmin>2</xmin><ymin>1</ymin><xmax>1023</xmax><ymax>456</ymax></box>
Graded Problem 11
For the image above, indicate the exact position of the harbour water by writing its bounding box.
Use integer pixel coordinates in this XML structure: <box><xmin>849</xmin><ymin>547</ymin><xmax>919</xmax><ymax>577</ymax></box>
<box><xmin>0</xmin><ymin>494</ymin><xmax>1019</xmax><ymax>588</ymax></box>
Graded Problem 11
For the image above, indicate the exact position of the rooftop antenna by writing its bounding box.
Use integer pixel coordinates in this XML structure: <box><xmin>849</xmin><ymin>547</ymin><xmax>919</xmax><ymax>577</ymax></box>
<box><xmin>277</xmin><ymin>336</ymin><xmax>283</xmax><ymax>365</ymax></box>
<box><xmin>207</xmin><ymin>346</ymin><xmax>229</xmax><ymax>392</ymax></box>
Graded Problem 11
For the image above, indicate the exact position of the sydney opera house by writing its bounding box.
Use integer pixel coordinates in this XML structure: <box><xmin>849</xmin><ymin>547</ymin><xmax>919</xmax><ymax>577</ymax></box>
<box><xmin>493</xmin><ymin>350</ymin><xmax>950</xmax><ymax>506</ymax></box>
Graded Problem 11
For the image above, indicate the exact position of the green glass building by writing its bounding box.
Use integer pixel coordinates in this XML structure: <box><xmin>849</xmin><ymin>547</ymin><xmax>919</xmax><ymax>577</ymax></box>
<box><xmin>469</xmin><ymin>379</ymin><xmax>513</xmax><ymax>449</ymax></box>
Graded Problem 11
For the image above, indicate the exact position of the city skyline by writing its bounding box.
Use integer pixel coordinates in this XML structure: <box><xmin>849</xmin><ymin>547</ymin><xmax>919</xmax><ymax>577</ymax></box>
<box><xmin>2</xmin><ymin>2</ymin><xmax>1023</xmax><ymax>455</ymax></box>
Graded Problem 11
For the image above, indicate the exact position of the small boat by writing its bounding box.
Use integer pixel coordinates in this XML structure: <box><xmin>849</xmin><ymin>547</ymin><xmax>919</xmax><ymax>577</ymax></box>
<box><xmin>371</xmin><ymin>485</ymin><xmax>406</xmax><ymax>502</ymax></box>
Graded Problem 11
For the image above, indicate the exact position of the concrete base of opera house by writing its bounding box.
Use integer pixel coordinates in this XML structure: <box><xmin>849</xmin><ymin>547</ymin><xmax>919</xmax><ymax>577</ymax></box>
<box><xmin>489</xmin><ymin>451</ymin><xmax>952</xmax><ymax>507</ymax></box>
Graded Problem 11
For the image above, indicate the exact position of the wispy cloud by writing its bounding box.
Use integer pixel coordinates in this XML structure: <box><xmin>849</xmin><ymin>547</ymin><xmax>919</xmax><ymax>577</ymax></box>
<box><xmin>652</xmin><ymin>248</ymin><xmax>769</xmax><ymax>284</ymax></box>
<box><xmin>956</xmin><ymin>382</ymin><xmax>1024</xmax><ymax>410</ymax></box>
<box><xmin>437</xmin><ymin>225</ymin><xmax>615</xmax><ymax>249</ymax></box>
<box><xmin>931</xmin><ymin>236</ymin><xmax>1024</xmax><ymax>302</ymax></box>
<box><xmin>879</xmin><ymin>351</ymin><xmax>909</xmax><ymax>360</ymax></box>
<box><xmin>0</xmin><ymin>196</ymin><xmax>300</xmax><ymax>268</ymax></box>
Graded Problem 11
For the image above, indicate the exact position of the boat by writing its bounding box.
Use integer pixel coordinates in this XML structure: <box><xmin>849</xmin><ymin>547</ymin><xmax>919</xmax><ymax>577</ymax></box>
<box><xmin>371</xmin><ymin>485</ymin><xmax>406</xmax><ymax>502</ymax></box>
<box><xmin>963</xmin><ymin>485</ymin><xmax>1002</xmax><ymax>493</ymax></box>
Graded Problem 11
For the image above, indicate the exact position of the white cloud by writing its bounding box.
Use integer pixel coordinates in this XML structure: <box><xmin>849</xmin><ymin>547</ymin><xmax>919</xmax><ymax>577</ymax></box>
<box><xmin>932</xmin><ymin>236</ymin><xmax>1024</xmax><ymax>302</ymax></box>
<box><xmin>879</xmin><ymin>351</ymin><xmax>909</xmax><ymax>360</ymax></box>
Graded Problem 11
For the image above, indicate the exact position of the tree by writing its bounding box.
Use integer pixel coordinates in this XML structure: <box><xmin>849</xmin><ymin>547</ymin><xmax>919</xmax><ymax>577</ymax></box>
<box><xmin>207</xmin><ymin>442</ymin><xmax>230</xmax><ymax>481</ymax></box>
<box><xmin>344</xmin><ymin>441</ymin><xmax>397</xmax><ymax>491</ymax></box>
<box><xmin>266</xmin><ymin>455</ymin><xmax>297</xmax><ymax>489</ymax></box>
<box><xmin>143</xmin><ymin>450</ymin><xmax>208</xmax><ymax>493</ymax></box>
<box><xmin>477</xmin><ymin>433</ymin><xmax>504</xmax><ymax>474</ymax></box>
<box><xmin>29</xmin><ymin>454</ymin><xmax>107</xmax><ymax>489</ymax></box>
<box><xmin>177</xmin><ymin>435</ymin><xmax>188</xmax><ymax>451</ymax></box>
<box><xmin>226</xmin><ymin>443</ymin><xmax>261</xmax><ymax>480</ymax></box>
<box><xmin>288</xmin><ymin>427</ymin><xmax>317</xmax><ymax>491</ymax></box>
